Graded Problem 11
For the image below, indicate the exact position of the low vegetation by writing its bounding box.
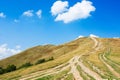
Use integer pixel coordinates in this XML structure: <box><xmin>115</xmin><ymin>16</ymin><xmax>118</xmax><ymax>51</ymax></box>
<box><xmin>0</xmin><ymin>38</ymin><xmax>120</xmax><ymax>80</ymax></box>
<box><xmin>0</xmin><ymin>64</ymin><xmax>16</xmax><ymax>74</ymax></box>
<box><xmin>35</xmin><ymin>57</ymin><xmax>54</xmax><ymax>65</ymax></box>
<box><xmin>0</xmin><ymin>57</ymin><xmax>54</xmax><ymax>75</ymax></box>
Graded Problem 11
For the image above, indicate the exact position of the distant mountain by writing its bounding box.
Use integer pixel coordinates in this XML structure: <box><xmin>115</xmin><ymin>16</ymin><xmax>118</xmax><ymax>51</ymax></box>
<box><xmin>0</xmin><ymin>37</ymin><xmax>120</xmax><ymax>80</ymax></box>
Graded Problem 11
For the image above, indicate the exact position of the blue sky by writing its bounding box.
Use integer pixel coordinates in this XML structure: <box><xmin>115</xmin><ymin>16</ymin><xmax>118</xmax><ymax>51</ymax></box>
<box><xmin>0</xmin><ymin>0</ymin><xmax>120</xmax><ymax>59</ymax></box>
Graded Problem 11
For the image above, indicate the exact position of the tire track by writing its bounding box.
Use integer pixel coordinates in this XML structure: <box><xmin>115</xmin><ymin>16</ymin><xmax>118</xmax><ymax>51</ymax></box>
<box><xmin>20</xmin><ymin>37</ymin><xmax>103</xmax><ymax>80</ymax></box>
<box><xmin>100</xmin><ymin>53</ymin><xmax>120</xmax><ymax>78</ymax></box>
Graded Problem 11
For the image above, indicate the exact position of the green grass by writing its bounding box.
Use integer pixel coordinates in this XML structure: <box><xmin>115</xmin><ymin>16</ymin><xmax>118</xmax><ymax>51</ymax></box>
<box><xmin>64</xmin><ymin>73</ymin><xmax>74</xmax><ymax>80</ymax></box>
<box><xmin>77</xmin><ymin>65</ymin><xmax>95</xmax><ymax>80</ymax></box>
<box><xmin>36</xmin><ymin>67</ymin><xmax>70</xmax><ymax>80</ymax></box>
<box><xmin>99</xmin><ymin>53</ymin><xmax>119</xmax><ymax>79</ymax></box>
<box><xmin>36</xmin><ymin>75</ymin><xmax>54</xmax><ymax>80</ymax></box>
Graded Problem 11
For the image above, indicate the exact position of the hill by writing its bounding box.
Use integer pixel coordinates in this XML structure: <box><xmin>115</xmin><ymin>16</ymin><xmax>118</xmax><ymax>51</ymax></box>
<box><xmin>0</xmin><ymin>37</ymin><xmax>120</xmax><ymax>80</ymax></box>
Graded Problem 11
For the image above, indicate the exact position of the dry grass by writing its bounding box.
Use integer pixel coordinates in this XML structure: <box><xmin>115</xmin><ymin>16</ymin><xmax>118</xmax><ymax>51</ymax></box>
<box><xmin>0</xmin><ymin>38</ymin><xmax>120</xmax><ymax>80</ymax></box>
<box><xmin>0</xmin><ymin>38</ymin><xmax>93</xmax><ymax>79</ymax></box>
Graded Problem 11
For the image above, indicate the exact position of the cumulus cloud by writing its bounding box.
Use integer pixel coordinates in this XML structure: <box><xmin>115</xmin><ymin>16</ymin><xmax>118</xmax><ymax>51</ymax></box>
<box><xmin>23</xmin><ymin>10</ymin><xmax>34</xmax><ymax>17</ymax></box>
<box><xmin>90</xmin><ymin>34</ymin><xmax>99</xmax><ymax>38</ymax></box>
<box><xmin>36</xmin><ymin>10</ymin><xmax>42</xmax><ymax>18</ymax></box>
<box><xmin>0</xmin><ymin>44</ymin><xmax>22</xmax><ymax>60</ymax></box>
<box><xmin>0</xmin><ymin>12</ymin><xmax>6</xmax><ymax>18</ymax></box>
<box><xmin>51</xmin><ymin>0</ymin><xmax>68</xmax><ymax>16</ymax></box>
<box><xmin>51</xmin><ymin>0</ymin><xmax>96</xmax><ymax>23</ymax></box>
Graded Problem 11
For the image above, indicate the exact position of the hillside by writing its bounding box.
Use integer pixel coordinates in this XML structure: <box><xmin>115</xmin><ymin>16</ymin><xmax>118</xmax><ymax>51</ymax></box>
<box><xmin>0</xmin><ymin>37</ymin><xmax>87</xmax><ymax>68</ymax></box>
<box><xmin>0</xmin><ymin>37</ymin><xmax>120</xmax><ymax>80</ymax></box>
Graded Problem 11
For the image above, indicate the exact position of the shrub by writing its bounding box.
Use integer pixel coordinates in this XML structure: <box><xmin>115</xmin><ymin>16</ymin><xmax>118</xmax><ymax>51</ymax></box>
<box><xmin>35</xmin><ymin>59</ymin><xmax>45</xmax><ymax>65</ymax></box>
<box><xmin>5</xmin><ymin>65</ymin><xmax>16</xmax><ymax>73</ymax></box>
<box><xmin>0</xmin><ymin>67</ymin><xmax>4</xmax><ymax>74</ymax></box>
<box><xmin>47</xmin><ymin>57</ymin><xmax>54</xmax><ymax>61</ymax></box>
<box><xmin>19</xmin><ymin>62</ymin><xmax>33</xmax><ymax>68</ymax></box>
<box><xmin>35</xmin><ymin>57</ymin><xmax>54</xmax><ymax>65</ymax></box>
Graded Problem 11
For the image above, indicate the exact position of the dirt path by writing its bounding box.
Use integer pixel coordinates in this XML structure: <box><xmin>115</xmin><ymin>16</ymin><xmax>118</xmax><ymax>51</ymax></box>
<box><xmin>90</xmin><ymin>37</ymin><xmax>98</xmax><ymax>49</ymax></box>
<box><xmin>19</xmin><ymin>62</ymin><xmax>70</xmax><ymax>80</ymax></box>
<box><xmin>103</xmin><ymin>53</ymin><xmax>120</xmax><ymax>69</ymax></box>
<box><xmin>31</xmin><ymin>57</ymin><xmax>84</xmax><ymax>80</ymax></box>
<box><xmin>32</xmin><ymin>65</ymin><xmax>70</xmax><ymax>80</ymax></box>
<box><xmin>69</xmin><ymin>57</ymin><xmax>83</xmax><ymax>80</ymax></box>
<box><xmin>75</xmin><ymin>37</ymin><xmax>103</xmax><ymax>80</ymax></box>
<box><xmin>19</xmin><ymin>37</ymin><xmax>103</xmax><ymax>80</ymax></box>
<box><xmin>100</xmin><ymin>53</ymin><xmax>120</xmax><ymax>78</ymax></box>
<box><xmin>77</xmin><ymin>56</ymin><xmax>102</xmax><ymax>80</ymax></box>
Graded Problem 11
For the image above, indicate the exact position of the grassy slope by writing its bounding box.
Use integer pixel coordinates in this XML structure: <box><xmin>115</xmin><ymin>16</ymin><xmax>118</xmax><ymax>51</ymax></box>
<box><xmin>0</xmin><ymin>38</ymin><xmax>120</xmax><ymax>80</ymax></box>
<box><xmin>81</xmin><ymin>38</ymin><xmax>120</xmax><ymax>79</ymax></box>
<box><xmin>0</xmin><ymin>37</ymin><xmax>84</xmax><ymax>68</ymax></box>
<box><xmin>106</xmin><ymin>39</ymin><xmax>120</xmax><ymax>64</ymax></box>
<box><xmin>0</xmin><ymin>37</ymin><xmax>93</xmax><ymax>79</ymax></box>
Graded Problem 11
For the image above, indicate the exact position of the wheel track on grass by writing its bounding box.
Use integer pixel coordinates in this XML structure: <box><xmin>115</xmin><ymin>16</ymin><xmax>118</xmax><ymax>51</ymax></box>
<box><xmin>19</xmin><ymin>37</ymin><xmax>103</xmax><ymax>80</ymax></box>
<box><xmin>100</xmin><ymin>53</ymin><xmax>120</xmax><ymax>78</ymax></box>
<box><xmin>103</xmin><ymin>53</ymin><xmax>120</xmax><ymax>69</ymax></box>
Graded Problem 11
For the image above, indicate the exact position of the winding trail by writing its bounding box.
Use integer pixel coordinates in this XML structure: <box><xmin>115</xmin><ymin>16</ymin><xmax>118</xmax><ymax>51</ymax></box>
<box><xmin>69</xmin><ymin>57</ymin><xmax>83</xmax><ymax>80</ymax></box>
<box><xmin>78</xmin><ymin>56</ymin><xmax>102</xmax><ymax>80</ymax></box>
<box><xmin>91</xmin><ymin>37</ymin><xmax>98</xmax><ymax>49</ymax></box>
<box><xmin>19</xmin><ymin>62</ymin><xmax>70</xmax><ymax>80</ymax></box>
<box><xmin>19</xmin><ymin>37</ymin><xmax>104</xmax><ymax>80</ymax></box>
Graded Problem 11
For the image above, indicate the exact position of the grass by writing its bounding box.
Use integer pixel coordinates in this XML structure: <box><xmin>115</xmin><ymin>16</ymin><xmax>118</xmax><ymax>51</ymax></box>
<box><xmin>0</xmin><ymin>38</ymin><xmax>120</xmax><ymax>80</ymax></box>
<box><xmin>79</xmin><ymin>38</ymin><xmax>120</xmax><ymax>79</ymax></box>
<box><xmin>104</xmin><ymin>52</ymin><xmax>120</xmax><ymax>73</ymax></box>
<box><xmin>36</xmin><ymin>67</ymin><xmax>70</xmax><ymax>80</ymax></box>
<box><xmin>99</xmin><ymin>53</ymin><xmax>118</xmax><ymax>79</ymax></box>
<box><xmin>36</xmin><ymin>75</ymin><xmax>54</xmax><ymax>80</ymax></box>
<box><xmin>0</xmin><ymin>38</ymin><xmax>93</xmax><ymax>80</ymax></box>
<box><xmin>64</xmin><ymin>73</ymin><xmax>74</xmax><ymax>80</ymax></box>
<box><xmin>77</xmin><ymin>65</ymin><xmax>95</xmax><ymax>80</ymax></box>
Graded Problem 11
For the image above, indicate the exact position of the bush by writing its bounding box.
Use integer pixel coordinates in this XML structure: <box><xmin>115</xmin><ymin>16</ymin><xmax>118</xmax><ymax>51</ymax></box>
<box><xmin>0</xmin><ymin>67</ymin><xmax>4</xmax><ymax>74</ymax></box>
<box><xmin>5</xmin><ymin>65</ymin><xmax>16</xmax><ymax>73</ymax></box>
<box><xmin>47</xmin><ymin>57</ymin><xmax>54</xmax><ymax>61</ymax></box>
<box><xmin>35</xmin><ymin>59</ymin><xmax>45</xmax><ymax>65</ymax></box>
<box><xmin>19</xmin><ymin>62</ymin><xmax>33</xmax><ymax>68</ymax></box>
<box><xmin>35</xmin><ymin>57</ymin><xmax>54</xmax><ymax>65</ymax></box>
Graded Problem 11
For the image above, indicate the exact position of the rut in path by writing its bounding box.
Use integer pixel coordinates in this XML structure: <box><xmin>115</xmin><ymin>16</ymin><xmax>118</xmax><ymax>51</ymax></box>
<box><xmin>69</xmin><ymin>37</ymin><xmax>103</xmax><ymax>80</ymax></box>
<box><xmin>69</xmin><ymin>57</ymin><xmax>83</xmax><ymax>80</ymax></box>
<box><xmin>103</xmin><ymin>53</ymin><xmax>120</xmax><ymax>69</ymax></box>
<box><xmin>19</xmin><ymin>62</ymin><xmax>70</xmax><ymax>80</ymax></box>
<box><xmin>19</xmin><ymin>37</ymin><xmax>103</xmax><ymax>80</ymax></box>
<box><xmin>77</xmin><ymin>56</ymin><xmax>102</xmax><ymax>80</ymax></box>
<box><xmin>100</xmin><ymin>53</ymin><xmax>120</xmax><ymax>78</ymax></box>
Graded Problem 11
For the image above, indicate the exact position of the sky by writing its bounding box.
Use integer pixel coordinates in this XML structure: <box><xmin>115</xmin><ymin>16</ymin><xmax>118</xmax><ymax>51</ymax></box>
<box><xmin>0</xmin><ymin>0</ymin><xmax>120</xmax><ymax>59</ymax></box>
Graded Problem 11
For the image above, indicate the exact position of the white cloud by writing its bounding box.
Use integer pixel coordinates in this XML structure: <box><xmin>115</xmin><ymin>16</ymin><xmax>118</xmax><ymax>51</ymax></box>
<box><xmin>75</xmin><ymin>35</ymin><xmax>84</xmax><ymax>39</ymax></box>
<box><xmin>90</xmin><ymin>34</ymin><xmax>99</xmax><ymax>38</ymax></box>
<box><xmin>78</xmin><ymin>35</ymin><xmax>84</xmax><ymax>38</ymax></box>
<box><xmin>0</xmin><ymin>12</ymin><xmax>6</xmax><ymax>18</ymax></box>
<box><xmin>51</xmin><ymin>0</ymin><xmax>96</xmax><ymax>23</ymax></box>
<box><xmin>16</xmin><ymin>45</ymin><xmax>21</xmax><ymax>49</ymax></box>
<box><xmin>36</xmin><ymin>10</ymin><xmax>42</xmax><ymax>18</ymax></box>
<box><xmin>113</xmin><ymin>37</ymin><xmax>119</xmax><ymax>39</ymax></box>
<box><xmin>0</xmin><ymin>44</ymin><xmax>22</xmax><ymax>60</ymax></box>
<box><xmin>23</xmin><ymin>10</ymin><xmax>34</xmax><ymax>17</ymax></box>
<box><xmin>51</xmin><ymin>0</ymin><xmax>68</xmax><ymax>16</ymax></box>
<box><xmin>14</xmin><ymin>19</ymin><xmax>19</xmax><ymax>23</ymax></box>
